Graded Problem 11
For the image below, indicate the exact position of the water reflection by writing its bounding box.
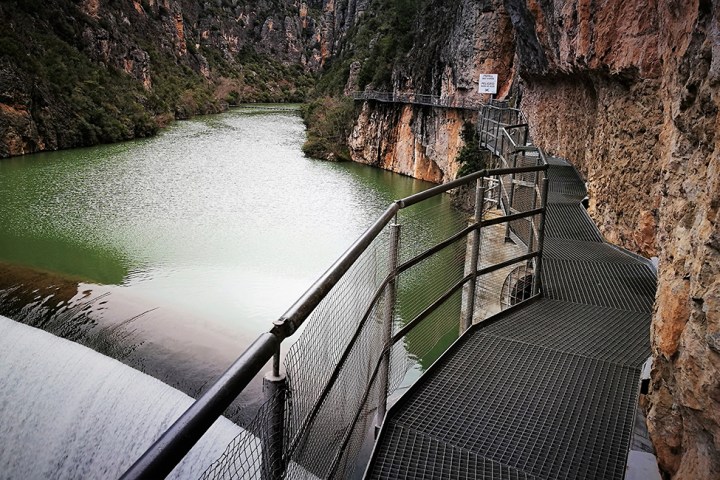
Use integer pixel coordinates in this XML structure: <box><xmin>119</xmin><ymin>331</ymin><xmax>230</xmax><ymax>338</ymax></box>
<box><xmin>0</xmin><ymin>107</ymin><xmax>466</xmax><ymax>420</ymax></box>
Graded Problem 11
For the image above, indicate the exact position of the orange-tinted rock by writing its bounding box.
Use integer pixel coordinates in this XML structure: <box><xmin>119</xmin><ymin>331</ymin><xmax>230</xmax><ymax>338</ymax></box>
<box><xmin>348</xmin><ymin>0</ymin><xmax>514</xmax><ymax>184</ymax></box>
<box><xmin>349</xmin><ymin>103</ymin><xmax>468</xmax><ymax>183</ymax></box>
<box><xmin>654</xmin><ymin>279</ymin><xmax>691</xmax><ymax>358</ymax></box>
<box><xmin>506</xmin><ymin>0</ymin><xmax>720</xmax><ymax>477</ymax></box>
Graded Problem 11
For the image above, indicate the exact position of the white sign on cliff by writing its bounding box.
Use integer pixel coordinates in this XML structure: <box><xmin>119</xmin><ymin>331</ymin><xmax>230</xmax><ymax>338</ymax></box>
<box><xmin>478</xmin><ymin>74</ymin><xmax>498</xmax><ymax>94</ymax></box>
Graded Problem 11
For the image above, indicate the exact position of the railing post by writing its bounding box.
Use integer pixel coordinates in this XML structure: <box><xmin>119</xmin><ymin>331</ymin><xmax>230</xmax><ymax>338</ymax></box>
<box><xmin>376</xmin><ymin>220</ymin><xmax>401</xmax><ymax>434</ymax></box>
<box><xmin>526</xmin><ymin>166</ymin><xmax>539</xmax><ymax>253</ymax></box>
<box><xmin>478</xmin><ymin>107</ymin><xmax>486</xmax><ymax>146</ymax></box>
<box><xmin>262</xmin><ymin>350</ymin><xmax>286</xmax><ymax>480</ymax></box>
<box><xmin>504</xmin><ymin>151</ymin><xmax>519</xmax><ymax>242</ymax></box>
<box><xmin>462</xmin><ymin>179</ymin><xmax>486</xmax><ymax>332</ymax></box>
<box><xmin>533</xmin><ymin>177</ymin><xmax>550</xmax><ymax>297</ymax></box>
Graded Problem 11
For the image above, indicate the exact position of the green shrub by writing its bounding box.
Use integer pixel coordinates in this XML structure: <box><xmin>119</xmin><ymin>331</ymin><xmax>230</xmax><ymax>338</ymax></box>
<box><xmin>301</xmin><ymin>96</ymin><xmax>356</xmax><ymax>161</ymax></box>
<box><xmin>456</xmin><ymin>122</ymin><xmax>486</xmax><ymax>178</ymax></box>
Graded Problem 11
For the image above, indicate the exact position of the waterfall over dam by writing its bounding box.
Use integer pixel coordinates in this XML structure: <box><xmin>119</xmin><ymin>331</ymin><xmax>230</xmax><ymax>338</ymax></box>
<box><xmin>0</xmin><ymin>315</ymin><xmax>244</xmax><ymax>479</ymax></box>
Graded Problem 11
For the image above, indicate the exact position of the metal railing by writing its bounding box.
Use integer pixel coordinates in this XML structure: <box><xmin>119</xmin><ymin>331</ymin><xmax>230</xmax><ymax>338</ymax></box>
<box><xmin>352</xmin><ymin>90</ymin><xmax>484</xmax><ymax>110</ymax></box>
<box><xmin>121</xmin><ymin>102</ymin><xmax>548</xmax><ymax>480</ymax></box>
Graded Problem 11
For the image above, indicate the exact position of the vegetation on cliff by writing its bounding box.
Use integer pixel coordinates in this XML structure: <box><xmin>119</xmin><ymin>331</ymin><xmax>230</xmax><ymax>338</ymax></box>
<box><xmin>455</xmin><ymin>122</ymin><xmax>487</xmax><ymax>177</ymax></box>
<box><xmin>300</xmin><ymin>0</ymin><xmax>433</xmax><ymax>161</ymax></box>
<box><xmin>0</xmin><ymin>0</ymin><xmax>318</xmax><ymax>157</ymax></box>
<box><xmin>315</xmin><ymin>0</ymin><xmax>428</xmax><ymax>95</ymax></box>
<box><xmin>301</xmin><ymin>96</ymin><xmax>355</xmax><ymax>161</ymax></box>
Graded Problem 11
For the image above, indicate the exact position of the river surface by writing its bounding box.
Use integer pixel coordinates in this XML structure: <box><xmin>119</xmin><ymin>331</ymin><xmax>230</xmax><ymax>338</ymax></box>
<box><xmin>0</xmin><ymin>106</ymin><xmax>465</xmax><ymax>423</ymax></box>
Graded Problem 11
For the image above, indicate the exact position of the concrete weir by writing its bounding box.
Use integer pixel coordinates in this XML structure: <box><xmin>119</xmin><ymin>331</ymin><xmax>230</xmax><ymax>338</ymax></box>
<box><xmin>0</xmin><ymin>315</ymin><xmax>246</xmax><ymax>479</ymax></box>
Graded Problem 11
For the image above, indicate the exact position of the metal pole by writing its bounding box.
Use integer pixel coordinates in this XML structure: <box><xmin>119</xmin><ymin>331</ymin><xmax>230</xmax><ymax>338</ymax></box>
<box><xmin>462</xmin><ymin>179</ymin><xmax>486</xmax><ymax>332</ymax></box>
<box><xmin>533</xmin><ymin>177</ymin><xmax>550</xmax><ymax>297</ymax></box>
<box><xmin>262</xmin><ymin>353</ymin><xmax>287</xmax><ymax>480</ymax></box>
<box><xmin>527</xmin><ymin>171</ymin><xmax>539</xmax><ymax>254</ymax></box>
<box><xmin>500</xmin><ymin>126</ymin><xmax>506</xmax><ymax>157</ymax></box>
<box><xmin>505</xmin><ymin>152</ymin><xmax>519</xmax><ymax>242</ymax></box>
<box><xmin>478</xmin><ymin>106</ymin><xmax>487</xmax><ymax>146</ymax></box>
<box><xmin>375</xmin><ymin>220</ymin><xmax>400</xmax><ymax>433</ymax></box>
<box><xmin>272</xmin><ymin>346</ymin><xmax>281</xmax><ymax>377</ymax></box>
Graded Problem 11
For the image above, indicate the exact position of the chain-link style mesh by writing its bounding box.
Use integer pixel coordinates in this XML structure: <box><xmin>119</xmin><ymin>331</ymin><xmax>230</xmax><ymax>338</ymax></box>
<box><xmin>195</xmin><ymin>102</ymin><xmax>548</xmax><ymax>480</ymax></box>
<box><xmin>281</xmin><ymin>197</ymin><xmax>471</xmax><ymax>479</ymax></box>
<box><xmin>200</xmin><ymin>388</ymin><xmax>285</xmax><ymax>480</ymax></box>
<box><xmin>282</xmin><ymin>233</ymin><xmax>390</xmax><ymax>479</ymax></box>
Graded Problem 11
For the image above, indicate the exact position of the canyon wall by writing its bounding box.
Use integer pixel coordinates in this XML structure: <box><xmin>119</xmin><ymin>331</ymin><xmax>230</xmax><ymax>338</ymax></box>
<box><xmin>349</xmin><ymin>102</ymin><xmax>469</xmax><ymax>182</ymax></box>
<box><xmin>0</xmin><ymin>0</ymin><xmax>331</xmax><ymax>157</ymax></box>
<box><xmin>348</xmin><ymin>0</ymin><xmax>515</xmax><ymax>181</ymax></box>
<box><xmin>505</xmin><ymin>1</ymin><xmax>720</xmax><ymax>477</ymax></box>
<box><xmin>346</xmin><ymin>0</ymin><xmax>719</xmax><ymax>477</ymax></box>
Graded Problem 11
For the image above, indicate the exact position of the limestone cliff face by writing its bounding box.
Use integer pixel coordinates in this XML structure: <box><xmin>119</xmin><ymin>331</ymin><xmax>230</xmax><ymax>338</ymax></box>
<box><xmin>349</xmin><ymin>102</ymin><xmax>469</xmax><ymax>182</ymax></box>
<box><xmin>317</xmin><ymin>0</ymin><xmax>370</xmax><ymax>63</ymax></box>
<box><xmin>389</xmin><ymin>0</ymin><xmax>516</xmax><ymax>102</ymax></box>
<box><xmin>0</xmin><ymin>0</ymin><xmax>324</xmax><ymax>157</ymax></box>
<box><xmin>349</xmin><ymin>0</ymin><xmax>515</xmax><ymax>181</ymax></box>
<box><xmin>504</xmin><ymin>1</ymin><xmax>720</xmax><ymax>477</ymax></box>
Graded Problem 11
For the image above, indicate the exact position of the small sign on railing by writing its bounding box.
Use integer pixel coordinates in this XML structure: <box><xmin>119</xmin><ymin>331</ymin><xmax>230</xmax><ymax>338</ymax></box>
<box><xmin>479</xmin><ymin>74</ymin><xmax>498</xmax><ymax>94</ymax></box>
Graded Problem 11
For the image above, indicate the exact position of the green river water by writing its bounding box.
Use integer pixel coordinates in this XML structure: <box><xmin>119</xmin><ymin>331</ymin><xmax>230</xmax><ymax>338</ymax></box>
<box><xmin>0</xmin><ymin>106</ymin><xmax>465</xmax><ymax>418</ymax></box>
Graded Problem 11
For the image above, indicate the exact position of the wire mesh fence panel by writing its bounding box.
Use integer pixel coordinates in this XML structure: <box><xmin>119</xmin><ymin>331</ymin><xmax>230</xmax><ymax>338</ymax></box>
<box><xmin>200</xmin><ymin>389</ymin><xmax>285</xmax><ymax>480</ymax></box>
<box><xmin>278</xmin><ymin>197</ymin><xmax>473</xmax><ymax>479</ymax></box>
<box><xmin>397</xmin><ymin>198</ymin><xmax>469</xmax><ymax>264</ymax></box>
<box><xmin>325</xmin><ymin>375</ymin><xmax>382</xmax><ymax>479</ymax></box>
<box><xmin>284</xmin><ymin>298</ymin><xmax>387</xmax><ymax>479</ymax></box>
<box><xmin>391</xmin><ymin>289</ymin><xmax>465</xmax><ymax>386</ymax></box>
<box><xmin>281</xmin><ymin>229</ymin><xmax>394</xmax><ymax>479</ymax></box>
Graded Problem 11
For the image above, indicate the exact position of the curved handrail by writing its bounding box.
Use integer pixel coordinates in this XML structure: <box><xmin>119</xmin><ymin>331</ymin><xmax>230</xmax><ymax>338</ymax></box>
<box><xmin>121</xmin><ymin>100</ymin><xmax>549</xmax><ymax>480</ymax></box>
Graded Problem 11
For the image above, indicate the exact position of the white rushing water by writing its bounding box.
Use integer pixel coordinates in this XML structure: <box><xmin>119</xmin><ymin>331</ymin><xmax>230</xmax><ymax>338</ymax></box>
<box><xmin>0</xmin><ymin>315</ymin><xmax>246</xmax><ymax>479</ymax></box>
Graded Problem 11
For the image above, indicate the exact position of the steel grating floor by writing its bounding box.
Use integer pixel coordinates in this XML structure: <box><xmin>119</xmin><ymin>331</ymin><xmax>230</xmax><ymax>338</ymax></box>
<box><xmin>542</xmin><ymin>239</ymin><xmax>642</xmax><ymax>264</ymax></box>
<box><xmin>365</xmin><ymin>162</ymin><xmax>656</xmax><ymax>479</ymax></box>
<box><xmin>544</xmin><ymin>204</ymin><xmax>604</xmax><ymax>242</ymax></box>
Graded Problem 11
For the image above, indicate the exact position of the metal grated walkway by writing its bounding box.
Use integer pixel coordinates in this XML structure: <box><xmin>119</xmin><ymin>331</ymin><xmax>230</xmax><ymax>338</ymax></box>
<box><xmin>366</xmin><ymin>158</ymin><xmax>656</xmax><ymax>479</ymax></box>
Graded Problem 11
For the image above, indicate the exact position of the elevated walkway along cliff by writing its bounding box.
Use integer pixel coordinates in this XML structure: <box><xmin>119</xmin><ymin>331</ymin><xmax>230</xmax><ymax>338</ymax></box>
<box><xmin>365</xmin><ymin>152</ymin><xmax>657</xmax><ymax>479</ymax></box>
<box><xmin>121</xmin><ymin>95</ymin><xmax>659</xmax><ymax>480</ymax></box>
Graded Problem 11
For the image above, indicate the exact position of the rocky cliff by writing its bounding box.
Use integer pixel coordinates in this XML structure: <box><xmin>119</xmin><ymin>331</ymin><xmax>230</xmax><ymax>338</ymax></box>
<box><xmin>349</xmin><ymin>102</ymin><xmax>468</xmax><ymax>182</ymax></box>
<box><xmin>504</xmin><ymin>1</ymin><xmax>719</xmax><ymax>477</ymax></box>
<box><xmin>342</xmin><ymin>0</ymin><xmax>515</xmax><ymax>180</ymax></box>
<box><xmin>344</xmin><ymin>0</ymin><xmax>719</xmax><ymax>477</ymax></box>
<box><xmin>0</xmin><ymin>0</ymin><xmax>328</xmax><ymax>157</ymax></box>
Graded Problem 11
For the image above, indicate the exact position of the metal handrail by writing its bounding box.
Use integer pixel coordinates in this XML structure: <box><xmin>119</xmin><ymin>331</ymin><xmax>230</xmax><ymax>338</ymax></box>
<box><xmin>121</xmin><ymin>101</ymin><xmax>548</xmax><ymax>480</ymax></box>
<box><xmin>352</xmin><ymin>90</ymin><xmax>483</xmax><ymax>110</ymax></box>
<box><xmin>121</xmin><ymin>334</ymin><xmax>280</xmax><ymax>479</ymax></box>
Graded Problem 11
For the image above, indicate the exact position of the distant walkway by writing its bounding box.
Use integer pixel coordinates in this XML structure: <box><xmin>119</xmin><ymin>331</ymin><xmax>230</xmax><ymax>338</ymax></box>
<box><xmin>234</xmin><ymin>104</ymin><xmax>299</xmax><ymax>112</ymax></box>
<box><xmin>366</xmin><ymin>157</ymin><xmax>656</xmax><ymax>479</ymax></box>
<box><xmin>352</xmin><ymin>90</ymin><xmax>483</xmax><ymax>110</ymax></box>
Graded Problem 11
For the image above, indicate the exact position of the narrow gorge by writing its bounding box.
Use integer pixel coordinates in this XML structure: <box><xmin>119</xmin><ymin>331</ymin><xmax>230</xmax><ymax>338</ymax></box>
<box><xmin>1</xmin><ymin>0</ymin><xmax>718</xmax><ymax>478</ymax></box>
